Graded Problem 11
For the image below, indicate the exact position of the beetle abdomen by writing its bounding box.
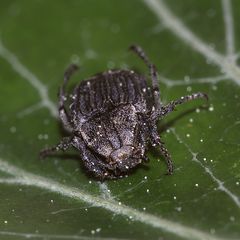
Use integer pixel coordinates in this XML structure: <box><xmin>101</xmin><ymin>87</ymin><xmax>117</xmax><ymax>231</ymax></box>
<box><xmin>71</xmin><ymin>70</ymin><xmax>153</xmax><ymax>116</ymax></box>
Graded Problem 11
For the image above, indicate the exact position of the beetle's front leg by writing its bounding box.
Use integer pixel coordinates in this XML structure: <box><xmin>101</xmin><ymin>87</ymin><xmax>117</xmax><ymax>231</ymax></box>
<box><xmin>150</xmin><ymin>128</ymin><xmax>173</xmax><ymax>175</ymax></box>
<box><xmin>72</xmin><ymin>136</ymin><xmax>118</xmax><ymax>180</ymax></box>
<box><xmin>40</xmin><ymin>137</ymin><xmax>72</xmax><ymax>158</ymax></box>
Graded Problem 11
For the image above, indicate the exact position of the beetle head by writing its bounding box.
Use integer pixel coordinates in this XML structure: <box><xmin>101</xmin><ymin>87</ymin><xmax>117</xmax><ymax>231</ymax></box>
<box><xmin>109</xmin><ymin>145</ymin><xmax>145</xmax><ymax>172</ymax></box>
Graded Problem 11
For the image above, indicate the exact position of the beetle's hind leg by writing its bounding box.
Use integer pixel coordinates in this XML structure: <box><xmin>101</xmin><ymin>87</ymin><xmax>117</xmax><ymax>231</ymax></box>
<box><xmin>39</xmin><ymin>137</ymin><xmax>73</xmax><ymax>158</ymax></box>
<box><xmin>129</xmin><ymin>45</ymin><xmax>161</xmax><ymax>116</ymax></box>
<box><xmin>160</xmin><ymin>92</ymin><xmax>208</xmax><ymax>118</ymax></box>
<box><xmin>59</xmin><ymin>64</ymin><xmax>79</xmax><ymax>133</ymax></box>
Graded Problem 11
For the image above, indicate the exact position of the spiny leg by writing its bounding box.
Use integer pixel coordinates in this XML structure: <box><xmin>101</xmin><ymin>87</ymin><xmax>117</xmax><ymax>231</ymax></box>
<box><xmin>59</xmin><ymin>64</ymin><xmax>79</xmax><ymax>132</ymax></box>
<box><xmin>150</xmin><ymin>128</ymin><xmax>173</xmax><ymax>174</ymax></box>
<box><xmin>72</xmin><ymin>136</ymin><xmax>118</xmax><ymax>180</ymax></box>
<box><xmin>129</xmin><ymin>45</ymin><xmax>161</xmax><ymax>115</ymax></box>
<box><xmin>40</xmin><ymin>137</ymin><xmax>72</xmax><ymax>158</ymax></box>
<box><xmin>160</xmin><ymin>92</ymin><xmax>208</xmax><ymax>118</ymax></box>
<box><xmin>159</xmin><ymin>140</ymin><xmax>174</xmax><ymax>175</ymax></box>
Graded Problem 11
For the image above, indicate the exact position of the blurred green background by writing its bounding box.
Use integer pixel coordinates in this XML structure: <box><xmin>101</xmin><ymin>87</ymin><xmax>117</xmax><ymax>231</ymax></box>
<box><xmin>0</xmin><ymin>0</ymin><xmax>239</xmax><ymax>239</ymax></box>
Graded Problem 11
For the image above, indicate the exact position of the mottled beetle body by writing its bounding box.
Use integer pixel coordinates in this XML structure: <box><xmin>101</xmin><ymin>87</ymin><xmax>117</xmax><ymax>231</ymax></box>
<box><xmin>40</xmin><ymin>45</ymin><xmax>208</xmax><ymax>180</ymax></box>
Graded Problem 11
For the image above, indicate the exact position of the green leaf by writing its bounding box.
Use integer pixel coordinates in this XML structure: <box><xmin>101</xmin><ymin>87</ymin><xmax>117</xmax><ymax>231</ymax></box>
<box><xmin>0</xmin><ymin>0</ymin><xmax>239</xmax><ymax>239</ymax></box>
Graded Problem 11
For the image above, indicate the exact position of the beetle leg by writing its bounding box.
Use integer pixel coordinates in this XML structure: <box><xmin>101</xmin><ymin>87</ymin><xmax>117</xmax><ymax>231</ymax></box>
<box><xmin>129</xmin><ymin>45</ymin><xmax>161</xmax><ymax>116</ymax></box>
<box><xmin>39</xmin><ymin>137</ymin><xmax>72</xmax><ymax>158</ymax></box>
<box><xmin>150</xmin><ymin>130</ymin><xmax>173</xmax><ymax>175</ymax></box>
<box><xmin>159</xmin><ymin>92</ymin><xmax>208</xmax><ymax>118</ymax></box>
<box><xmin>59</xmin><ymin>64</ymin><xmax>79</xmax><ymax>132</ymax></box>
<box><xmin>71</xmin><ymin>136</ymin><xmax>118</xmax><ymax>180</ymax></box>
<box><xmin>159</xmin><ymin>141</ymin><xmax>174</xmax><ymax>175</ymax></box>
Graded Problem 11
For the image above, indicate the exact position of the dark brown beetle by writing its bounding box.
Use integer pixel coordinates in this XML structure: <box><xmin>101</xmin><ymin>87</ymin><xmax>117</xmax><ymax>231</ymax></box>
<box><xmin>40</xmin><ymin>45</ymin><xmax>208</xmax><ymax>180</ymax></box>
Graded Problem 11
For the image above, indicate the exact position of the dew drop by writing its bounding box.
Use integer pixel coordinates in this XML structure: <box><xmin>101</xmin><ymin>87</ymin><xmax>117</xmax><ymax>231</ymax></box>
<box><xmin>212</xmin><ymin>85</ymin><xmax>218</xmax><ymax>91</ymax></box>
<box><xmin>200</xmin><ymin>139</ymin><xmax>204</xmax><ymax>142</ymax></box>
<box><xmin>146</xmin><ymin>189</ymin><xmax>150</xmax><ymax>193</ymax></box>
<box><xmin>209</xmin><ymin>105</ymin><xmax>214</xmax><ymax>111</ymax></box>
<box><xmin>195</xmin><ymin>183</ymin><xmax>199</xmax><ymax>187</ymax></box>
<box><xmin>85</xmin><ymin>49</ymin><xmax>97</xmax><ymax>59</ymax></box>
<box><xmin>107</xmin><ymin>61</ymin><xmax>115</xmax><ymax>69</ymax></box>
<box><xmin>71</xmin><ymin>54</ymin><xmax>80</xmax><ymax>64</ymax></box>
<box><xmin>184</xmin><ymin>75</ymin><xmax>190</xmax><ymax>82</ymax></box>
<box><xmin>210</xmin><ymin>228</ymin><xmax>215</xmax><ymax>234</ymax></box>
<box><xmin>186</xmin><ymin>133</ymin><xmax>190</xmax><ymax>138</ymax></box>
<box><xmin>173</xmin><ymin>196</ymin><xmax>177</xmax><ymax>200</ymax></box>
<box><xmin>186</xmin><ymin>86</ymin><xmax>192</xmax><ymax>92</ymax></box>
<box><xmin>175</xmin><ymin>207</ymin><xmax>182</xmax><ymax>212</ymax></box>
<box><xmin>10</xmin><ymin>126</ymin><xmax>16</xmax><ymax>133</ymax></box>
<box><xmin>189</xmin><ymin>118</ymin><xmax>194</xmax><ymax>123</ymax></box>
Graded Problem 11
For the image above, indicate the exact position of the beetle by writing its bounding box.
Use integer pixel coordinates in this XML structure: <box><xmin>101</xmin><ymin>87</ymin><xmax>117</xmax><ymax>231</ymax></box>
<box><xmin>40</xmin><ymin>45</ymin><xmax>208</xmax><ymax>180</ymax></box>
